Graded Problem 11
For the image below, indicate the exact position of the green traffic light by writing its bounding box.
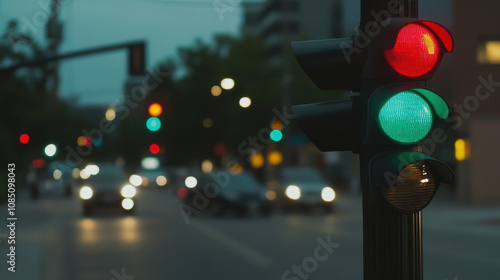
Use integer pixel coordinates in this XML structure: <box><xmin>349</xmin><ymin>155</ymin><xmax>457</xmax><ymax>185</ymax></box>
<box><xmin>146</xmin><ymin>117</ymin><xmax>161</xmax><ymax>132</ymax></box>
<box><xmin>270</xmin><ymin>130</ymin><xmax>283</xmax><ymax>142</ymax></box>
<box><xmin>378</xmin><ymin>91</ymin><xmax>433</xmax><ymax>144</ymax></box>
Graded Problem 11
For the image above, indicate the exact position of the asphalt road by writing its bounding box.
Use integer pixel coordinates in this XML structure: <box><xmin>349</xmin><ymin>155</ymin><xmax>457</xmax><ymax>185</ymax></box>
<box><xmin>1</xmin><ymin>186</ymin><xmax>499</xmax><ymax>280</ymax></box>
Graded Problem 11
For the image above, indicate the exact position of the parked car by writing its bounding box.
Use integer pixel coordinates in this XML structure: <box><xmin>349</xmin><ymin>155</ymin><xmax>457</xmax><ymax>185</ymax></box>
<box><xmin>78</xmin><ymin>163</ymin><xmax>137</xmax><ymax>216</ymax></box>
<box><xmin>180</xmin><ymin>171</ymin><xmax>273</xmax><ymax>217</ymax></box>
<box><xmin>280</xmin><ymin>167</ymin><xmax>336</xmax><ymax>213</ymax></box>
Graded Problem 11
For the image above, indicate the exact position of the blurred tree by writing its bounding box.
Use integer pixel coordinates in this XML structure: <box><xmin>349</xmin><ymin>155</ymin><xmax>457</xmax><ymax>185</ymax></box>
<box><xmin>0</xmin><ymin>20</ymin><xmax>89</xmax><ymax>168</ymax></box>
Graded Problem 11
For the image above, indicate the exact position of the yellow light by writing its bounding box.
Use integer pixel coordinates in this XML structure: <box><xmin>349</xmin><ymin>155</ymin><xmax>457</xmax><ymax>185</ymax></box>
<box><xmin>211</xmin><ymin>85</ymin><xmax>222</xmax><ymax>96</ymax></box>
<box><xmin>105</xmin><ymin>107</ymin><xmax>116</xmax><ymax>121</ymax></box>
<box><xmin>267</xmin><ymin>151</ymin><xmax>283</xmax><ymax>166</ymax></box>
<box><xmin>455</xmin><ymin>138</ymin><xmax>470</xmax><ymax>161</ymax></box>
<box><xmin>53</xmin><ymin>169</ymin><xmax>62</xmax><ymax>180</ymax></box>
<box><xmin>486</xmin><ymin>41</ymin><xmax>500</xmax><ymax>63</ymax></box>
<box><xmin>229</xmin><ymin>163</ymin><xmax>244</xmax><ymax>174</ymax></box>
<box><xmin>221</xmin><ymin>78</ymin><xmax>235</xmax><ymax>90</ymax></box>
<box><xmin>148</xmin><ymin>103</ymin><xmax>163</xmax><ymax>117</ymax></box>
<box><xmin>201</xmin><ymin>160</ymin><xmax>213</xmax><ymax>173</ymax></box>
<box><xmin>271</xmin><ymin>120</ymin><xmax>283</xmax><ymax>130</ymax></box>
<box><xmin>423</xmin><ymin>34</ymin><xmax>435</xmax><ymax>55</ymax></box>
<box><xmin>239</xmin><ymin>97</ymin><xmax>251</xmax><ymax>108</ymax></box>
<box><xmin>156</xmin><ymin>176</ymin><xmax>167</xmax><ymax>186</ymax></box>
<box><xmin>250</xmin><ymin>153</ymin><xmax>265</xmax><ymax>169</ymax></box>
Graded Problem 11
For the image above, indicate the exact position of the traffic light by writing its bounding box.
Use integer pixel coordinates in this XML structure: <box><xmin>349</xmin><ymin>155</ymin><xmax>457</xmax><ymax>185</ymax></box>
<box><xmin>146</xmin><ymin>102</ymin><xmax>163</xmax><ymax>132</ymax></box>
<box><xmin>128</xmin><ymin>42</ymin><xmax>145</xmax><ymax>76</ymax></box>
<box><xmin>291</xmin><ymin>17</ymin><xmax>454</xmax><ymax>279</ymax></box>
<box><xmin>149</xmin><ymin>143</ymin><xmax>160</xmax><ymax>154</ymax></box>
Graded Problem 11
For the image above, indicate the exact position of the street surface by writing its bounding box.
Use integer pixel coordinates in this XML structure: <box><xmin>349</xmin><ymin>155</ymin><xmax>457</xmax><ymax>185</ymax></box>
<box><xmin>1</xmin><ymin>187</ymin><xmax>499</xmax><ymax>280</ymax></box>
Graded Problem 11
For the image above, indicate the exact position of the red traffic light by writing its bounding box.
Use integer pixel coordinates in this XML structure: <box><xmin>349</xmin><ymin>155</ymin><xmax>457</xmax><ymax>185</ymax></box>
<box><xmin>149</xmin><ymin>143</ymin><xmax>160</xmax><ymax>154</ymax></box>
<box><xmin>20</xmin><ymin>133</ymin><xmax>30</xmax><ymax>144</ymax></box>
<box><xmin>383</xmin><ymin>23</ymin><xmax>440</xmax><ymax>77</ymax></box>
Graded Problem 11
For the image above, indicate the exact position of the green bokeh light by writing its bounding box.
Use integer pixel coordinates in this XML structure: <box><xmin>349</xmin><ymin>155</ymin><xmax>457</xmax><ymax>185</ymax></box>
<box><xmin>378</xmin><ymin>91</ymin><xmax>433</xmax><ymax>144</ymax></box>
<box><xmin>146</xmin><ymin>117</ymin><xmax>161</xmax><ymax>132</ymax></box>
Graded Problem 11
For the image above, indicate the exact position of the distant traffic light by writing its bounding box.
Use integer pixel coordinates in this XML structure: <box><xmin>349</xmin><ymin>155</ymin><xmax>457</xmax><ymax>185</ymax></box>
<box><xmin>19</xmin><ymin>133</ymin><xmax>29</xmax><ymax>144</ymax></box>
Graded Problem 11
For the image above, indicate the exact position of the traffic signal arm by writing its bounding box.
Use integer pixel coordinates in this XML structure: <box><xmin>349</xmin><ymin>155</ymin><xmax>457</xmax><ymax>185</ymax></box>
<box><xmin>292</xmin><ymin>98</ymin><xmax>360</xmax><ymax>152</ymax></box>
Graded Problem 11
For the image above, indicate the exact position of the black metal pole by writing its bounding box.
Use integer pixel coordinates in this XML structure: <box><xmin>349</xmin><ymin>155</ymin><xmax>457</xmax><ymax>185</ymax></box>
<box><xmin>359</xmin><ymin>1</ymin><xmax>421</xmax><ymax>279</ymax></box>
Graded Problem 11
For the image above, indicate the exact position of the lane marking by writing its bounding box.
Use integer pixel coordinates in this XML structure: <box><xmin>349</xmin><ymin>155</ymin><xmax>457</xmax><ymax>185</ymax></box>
<box><xmin>190</xmin><ymin>220</ymin><xmax>272</xmax><ymax>268</ymax></box>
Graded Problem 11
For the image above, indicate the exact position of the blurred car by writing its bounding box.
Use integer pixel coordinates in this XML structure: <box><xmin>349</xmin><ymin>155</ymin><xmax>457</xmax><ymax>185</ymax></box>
<box><xmin>180</xmin><ymin>171</ymin><xmax>273</xmax><ymax>217</ymax></box>
<box><xmin>78</xmin><ymin>163</ymin><xmax>137</xmax><ymax>216</ymax></box>
<box><xmin>132</xmin><ymin>168</ymin><xmax>170</xmax><ymax>189</ymax></box>
<box><xmin>280</xmin><ymin>167</ymin><xmax>336</xmax><ymax>212</ymax></box>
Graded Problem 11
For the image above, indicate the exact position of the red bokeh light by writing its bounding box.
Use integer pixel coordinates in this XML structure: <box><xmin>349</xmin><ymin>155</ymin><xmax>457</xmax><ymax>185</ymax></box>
<box><xmin>20</xmin><ymin>134</ymin><xmax>30</xmax><ymax>144</ymax></box>
<box><xmin>149</xmin><ymin>143</ymin><xmax>160</xmax><ymax>154</ymax></box>
<box><xmin>177</xmin><ymin>187</ymin><xmax>187</xmax><ymax>198</ymax></box>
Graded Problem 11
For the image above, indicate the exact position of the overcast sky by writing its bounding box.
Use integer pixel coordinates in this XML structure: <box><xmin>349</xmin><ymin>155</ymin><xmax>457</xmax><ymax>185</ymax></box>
<box><xmin>1</xmin><ymin>0</ymin><xmax>244</xmax><ymax>105</ymax></box>
<box><xmin>1</xmin><ymin>0</ymin><xmax>450</xmax><ymax>106</ymax></box>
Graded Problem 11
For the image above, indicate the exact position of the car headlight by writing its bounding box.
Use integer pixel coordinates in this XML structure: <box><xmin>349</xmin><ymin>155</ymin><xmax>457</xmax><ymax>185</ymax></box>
<box><xmin>121</xmin><ymin>184</ymin><xmax>137</xmax><ymax>198</ymax></box>
<box><xmin>79</xmin><ymin>186</ymin><xmax>93</xmax><ymax>200</ymax></box>
<box><xmin>129</xmin><ymin>174</ymin><xmax>142</xmax><ymax>187</ymax></box>
<box><xmin>185</xmin><ymin>176</ymin><xmax>197</xmax><ymax>188</ymax></box>
<box><xmin>285</xmin><ymin>185</ymin><xmax>301</xmax><ymax>200</ymax></box>
<box><xmin>121</xmin><ymin>198</ymin><xmax>134</xmax><ymax>210</ymax></box>
<box><xmin>321</xmin><ymin>187</ymin><xmax>336</xmax><ymax>202</ymax></box>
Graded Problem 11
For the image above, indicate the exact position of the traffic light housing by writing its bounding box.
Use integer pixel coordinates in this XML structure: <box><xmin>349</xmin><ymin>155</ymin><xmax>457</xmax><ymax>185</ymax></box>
<box><xmin>292</xmin><ymin>19</ymin><xmax>454</xmax><ymax>205</ymax></box>
<box><xmin>128</xmin><ymin>42</ymin><xmax>145</xmax><ymax>76</ymax></box>
<box><xmin>291</xmin><ymin>17</ymin><xmax>454</xmax><ymax>279</ymax></box>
